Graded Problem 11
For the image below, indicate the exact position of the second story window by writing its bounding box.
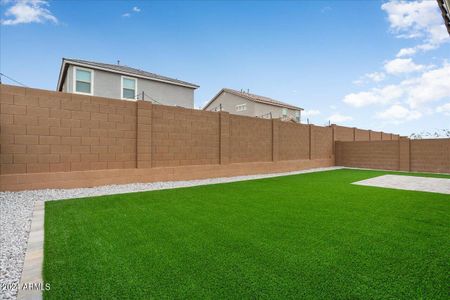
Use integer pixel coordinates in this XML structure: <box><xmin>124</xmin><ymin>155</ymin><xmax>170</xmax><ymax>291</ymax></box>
<box><xmin>74</xmin><ymin>67</ymin><xmax>93</xmax><ymax>95</ymax></box>
<box><xmin>282</xmin><ymin>108</ymin><xmax>288</xmax><ymax>117</ymax></box>
<box><xmin>122</xmin><ymin>77</ymin><xmax>137</xmax><ymax>100</ymax></box>
<box><xmin>236</xmin><ymin>103</ymin><xmax>247</xmax><ymax>112</ymax></box>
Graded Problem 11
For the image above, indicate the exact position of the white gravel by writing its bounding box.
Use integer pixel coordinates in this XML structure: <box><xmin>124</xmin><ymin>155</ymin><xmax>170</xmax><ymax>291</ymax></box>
<box><xmin>0</xmin><ymin>166</ymin><xmax>341</xmax><ymax>299</ymax></box>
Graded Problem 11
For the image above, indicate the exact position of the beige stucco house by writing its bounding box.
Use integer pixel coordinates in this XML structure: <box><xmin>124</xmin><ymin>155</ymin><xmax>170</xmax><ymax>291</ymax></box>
<box><xmin>57</xmin><ymin>58</ymin><xmax>199</xmax><ymax>108</ymax></box>
<box><xmin>203</xmin><ymin>88</ymin><xmax>303</xmax><ymax>122</ymax></box>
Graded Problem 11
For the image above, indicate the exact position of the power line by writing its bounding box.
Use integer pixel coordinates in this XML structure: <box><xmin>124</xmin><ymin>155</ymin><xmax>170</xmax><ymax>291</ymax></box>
<box><xmin>0</xmin><ymin>72</ymin><xmax>28</xmax><ymax>87</ymax></box>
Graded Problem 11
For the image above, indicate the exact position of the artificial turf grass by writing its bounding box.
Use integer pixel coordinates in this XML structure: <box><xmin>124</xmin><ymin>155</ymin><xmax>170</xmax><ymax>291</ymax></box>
<box><xmin>43</xmin><ymin>169</ymin><xmax>450</xmax><ymax>299</ymax></box>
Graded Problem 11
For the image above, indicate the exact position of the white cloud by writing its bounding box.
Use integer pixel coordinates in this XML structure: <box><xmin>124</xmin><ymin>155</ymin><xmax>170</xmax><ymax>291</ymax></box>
<box><xmin>328</xmin><ymin>113</ymin><xmax>353</xmax><ymax>124</ymax></box>
<box><xmin>302</xmin><ymin>109</ymin><xmax>321</xmax><ymax>117</ymax></box>
<box><xmin>366</xmin><ymin>72</ymin><xmax>386</xmax><ymax>82</ymax></box>
<box><xmin>381</xmin><ymin>0</ymin><xmax>449</xmax><ymax>55</ymax></box>
<box><xmin>407</xmin><ymin>63</ymin><xmax>450</xmax><ymax>108</ymax></box>
<box><xmin>436</xmin><ymin>103</ymin><xmax>450</xmax><ymax>116</ymax></box>
<box><xmin>343</xmin><ymin>84</ymin><xmax>404</xmax><ymax>107</ymax></box>
<box><xmin>396</xmin><ymin>47</ymin><xmax>417</xmax><ymax>57</ymax></box>
<box><xmin>1</xmin><ymin>0</ymin><xmax>57</xmax><ymax>25</ymax></box>
<box><xmin>122</xmin><ymin>6</ymin><xmax>141</xmax><ymax>17</ymax></box>
<box><xmin>376</xmin><ymin>104</ymin><xmax>422</xmax><ymax>123</ymax></box>
<box><xmin>344</xmin><ymin>62</ymin><xmax>450</xmax><ymax>111</ymax></box>
<box><xmin>384</xmin><ymin>58</ymin><xmax>425</xmax><ymax>74</ymax></box>
<box><xmin>353</xmin><ymin>72</ymin><xmax>386</xmax><ymax>85</ymax></box>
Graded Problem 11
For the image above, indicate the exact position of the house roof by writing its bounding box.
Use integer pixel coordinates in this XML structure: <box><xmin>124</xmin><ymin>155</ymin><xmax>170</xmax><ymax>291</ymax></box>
<box><xmin>57</xmin><ymin>58</ymin><xmax>199</xmax><ymax>91</ymax></box>
<box><xmin>203</xmin><ymin>88</ymin><xmax>303</xmax><ymax>111</ymax></box>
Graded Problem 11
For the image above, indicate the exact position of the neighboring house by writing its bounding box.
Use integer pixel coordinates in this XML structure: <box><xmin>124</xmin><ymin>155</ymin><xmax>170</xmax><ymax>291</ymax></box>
<box><xmin>57</xmin><ymin>58</ymin><xmax>199</xmax><ymax>108</ymax></box>
<box><xmin>437</xmin><ymin>0</ymin><xmax>450</xmax><ymax>35</ymax></box>
<box><xmin>203</xmin><ymin>88</ymin><xmax>303</xmax><ymax>122</ymax></box>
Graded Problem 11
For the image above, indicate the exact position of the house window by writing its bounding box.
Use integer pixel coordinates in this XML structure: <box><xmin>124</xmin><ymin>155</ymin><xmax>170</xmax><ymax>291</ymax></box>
<box><xmin>295</xmin><ymin>111</ymin><xmax>301</xmax><ymax>122</ymax></box>
<box><xmin>236</xmin><ymin>103</ymin><xmax>247</xmax><ymax>112</ymax></box>
<box><xmin>122</xmin><ymin>77</ymin><xmax>137</xmax><ymax>100</ymax></box>
<box><xmin>282</xmin><ymin>108</ymin><xmax>288</xmax><ymax>116</ymax></box>
<box><xmin>74</xmin><ymin>67</ymin><xmax>93</xmax><ymax>95</ymax></box>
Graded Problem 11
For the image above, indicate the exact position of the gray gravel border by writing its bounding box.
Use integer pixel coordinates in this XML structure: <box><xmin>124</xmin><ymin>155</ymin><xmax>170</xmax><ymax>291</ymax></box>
<box><xmin>0</xmin><ymin>166</ymin><xmax>341</xmax><ymax>300</ymax></box>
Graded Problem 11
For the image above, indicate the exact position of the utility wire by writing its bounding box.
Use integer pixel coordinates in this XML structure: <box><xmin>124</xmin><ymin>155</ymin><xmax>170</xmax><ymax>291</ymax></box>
<box><xmin>0</xmin><ymin>72</ymin><xmax>28</xmax><ymax>87</ymax></box>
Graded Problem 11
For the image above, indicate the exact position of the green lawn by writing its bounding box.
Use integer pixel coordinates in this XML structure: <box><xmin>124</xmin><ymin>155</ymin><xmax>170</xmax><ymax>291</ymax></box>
<box><xmin>43</xmin><ymin>169</ymin><xmax>450</xmax><ymax>299</ymax></box>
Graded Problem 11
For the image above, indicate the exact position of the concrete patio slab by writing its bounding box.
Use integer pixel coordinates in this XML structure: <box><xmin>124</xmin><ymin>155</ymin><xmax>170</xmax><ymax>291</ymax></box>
<box><xmin>353</xmin><ymin>175</ymin><xmax>450</xmax><ymax>195</ymax></box>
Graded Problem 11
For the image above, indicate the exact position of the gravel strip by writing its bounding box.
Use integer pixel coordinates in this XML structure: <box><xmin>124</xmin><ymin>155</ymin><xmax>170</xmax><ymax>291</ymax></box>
<box><xmin>0</xmin><ymin>166</ymin><xmax>341</xmax><ymax>299</ymax></box>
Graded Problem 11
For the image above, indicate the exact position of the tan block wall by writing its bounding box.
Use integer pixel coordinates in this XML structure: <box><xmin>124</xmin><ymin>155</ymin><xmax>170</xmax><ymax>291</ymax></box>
<box><xmin>5</xmin><ymin>84</ymin><xmax>423</xmax><ymax>190</ymax></box>
<box><xmin>151</xmin><ymin>105</ymin><xmax>220</xmax><ymax>167</ymax></box>
<box><xmin>1</xmin><ymin>158</ymin><xmax>335</xmax><ymax>191</ymax></box>
<box><xmin>411</xmin><ymin>139</ymin><xmax>450</xmax><ymax>173</ymax></box>
<box><xmin>381</xmin><ymin>132</ymin><xmax>392</xmax><ymax>140</ymax></box>
<box><xmin>355</xmin><ymin>129</ymin><xmax>370</xmax><ymax>141</ymax></box>
<box><xmin>334</xmin><ymin>125</ymin><xmax>354</xmax><ymax>142</ymax></box>
<box><xmin>335</xmin><ymin>141</ymin><xmax>399</xmax><ymax>170</ymax></box>
<box><xmin>278</xmin><ymin>122</ymin><xmax>309</xmax><ymax>161</ymax></box>
<box><xmin>229</xmin><ymin>115</ymin><xmax>272</xmax><ymax>163</ymax></box>
<box><xmin>311</xmin><ymin>125</ymin><xmax>333</xmax><ymax>159</ymax></box>
<box><xmin>370</xmin><ymin>131</ymin><xmax>382</xmax><ymax>141</ymax></box>
<box><xmin>336</xmin><ymin>138</ymin><xmax>450</xmax><ymax>174</ymax></box>
<box><xmin>1</xmin><ymin>85</ymin><xmax>136</xmax><ymax>175</ymax></box>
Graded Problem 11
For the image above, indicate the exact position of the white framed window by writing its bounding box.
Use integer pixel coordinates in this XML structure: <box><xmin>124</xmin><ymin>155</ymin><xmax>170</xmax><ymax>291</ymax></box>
<box><xmin>121</xmin><ymin>76</ymin><xmax>137</xmax><ymax>100</ymax></box>
<box><xmin>73</xmin><ymin>67</ymin><xmax>94</xmax><ymax>95</ymax></box>
<box><xmin>282</xmin><ymin>108</ymin><xmax>288</xmax><ymax>116</ymax></box>
<box><xmin>236</xmin><ymin>103</ymin><xmax>247</xmax><ymax>112</ymax></box>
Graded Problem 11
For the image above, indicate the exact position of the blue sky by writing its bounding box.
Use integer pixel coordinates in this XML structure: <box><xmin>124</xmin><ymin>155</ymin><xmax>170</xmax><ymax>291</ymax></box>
<box><xmin>1</xmin><ymin>0</ymin><xmax>449</xmax><ymax>136</ymax></box>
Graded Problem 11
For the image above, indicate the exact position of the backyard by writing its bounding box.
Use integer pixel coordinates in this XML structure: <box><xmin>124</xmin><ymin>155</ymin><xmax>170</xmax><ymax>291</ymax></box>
<box><xmin>43</xmin><ymin>169</ymin><xmax>450</xmax><ymax>299</ymax></box>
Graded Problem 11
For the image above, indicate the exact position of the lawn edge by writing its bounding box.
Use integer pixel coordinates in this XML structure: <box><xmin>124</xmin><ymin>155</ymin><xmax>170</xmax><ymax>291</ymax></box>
<box><xmin>17</xmin><ymin>201</ymin><xmax>44</xmax><ymax>300</ymax></box>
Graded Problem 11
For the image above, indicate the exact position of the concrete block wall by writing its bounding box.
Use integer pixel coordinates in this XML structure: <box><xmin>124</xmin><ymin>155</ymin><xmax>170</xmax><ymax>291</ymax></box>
<box><xmin>151</xmin><ymin>105</ymin><xmax>220</xmax><ymax>167</ymax></box>
<box><xmin>336</xmin><ymin>138</ymin><xmax>450</xmax><ymax>174</ymax></box>
<box><xmin>229</xmin><ymin>115</ymin><xmax>272</xmax><ymax>163</ymax></box>
<box><xmin>333</xmin><ymin>125</ymin><xmax>355</xmax><ymax>142</ymax></box>
<box><xmin>2</xmin><ymin>84</ymin><xmax>409</xmax><ymax>190</ymax></box>
<box><xmin>335</xmin><ymin>141</ymin><xmax>400</xmax><ymax>170</ymax></box>
<box><xmin>311</xmin><ymin>125</ymin><xmax>333</xmax><ymax>160</ymax></box>
<box><xmin>278</xmin><ymin>122</ymin><xmax>310</xmax><ymax>161</ymax></box>
<box><xmin>1</xmin><ymin>85</ymin><xmax>136</xmax><ymax>175</ymax></box>
<box><xmin>410</xmin><ymin>139</ymin><xmax>450</xmax><ymax>173</ymax></box>
<box><xmin>355</xmin><ymin>128</ymin><xmax>370</xmax><ymax>141</ymax></box>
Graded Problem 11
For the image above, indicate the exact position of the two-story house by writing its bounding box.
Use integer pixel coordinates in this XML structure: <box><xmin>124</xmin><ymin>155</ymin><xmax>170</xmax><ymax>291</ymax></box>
<box><xmin>203</xmin><ymin>88</ymin><xmax>303</xmax><ymax>122</ymax></box>
<box><xmin>57</xmin><ymin>58</ymin><xmax>199</xmax><ymax>108</ymax></box>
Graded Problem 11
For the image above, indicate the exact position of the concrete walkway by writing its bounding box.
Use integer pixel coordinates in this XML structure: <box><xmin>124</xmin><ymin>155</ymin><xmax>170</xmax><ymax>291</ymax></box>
<box><xmin>353</xmin><ymin>175</ymin><xmax>450</xmax><ymax>195</ymax></box>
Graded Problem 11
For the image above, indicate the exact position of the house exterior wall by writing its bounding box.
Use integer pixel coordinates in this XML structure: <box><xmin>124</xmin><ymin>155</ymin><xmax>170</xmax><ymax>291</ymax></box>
<box><xmin>64</xmin><ymin>65</ymin><xmax>195</xmax><ymax>108</ymax></box>
<box><xmin>205</xmin><ymin>91</ymin><xmax>300</xmax><ymax>120</ymax></box>
<box><xmin>205</xmin><ymin>92</ymin><xmax>256</xmax><ymax>115</ymax></box>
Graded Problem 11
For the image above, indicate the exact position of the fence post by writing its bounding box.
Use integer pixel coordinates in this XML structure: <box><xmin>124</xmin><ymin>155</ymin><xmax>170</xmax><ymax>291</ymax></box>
<box><xmin>309</xmin><ymin>124</ymin><xmax>313</xmax><ymax>160</ymax></box>
<box><xmin>353</xmin><ymin>127</ymin><xmax>356</xmax><ymax>141</ymax></box>
<box><xmin>398</xmin><ymin>137</ymin><xmax>411</xmax><ymax>172</ymax></box>
<box><xmin>136</xmin><ymin>101</ymin><xmax>152</xmax><ymax>168</ymax></box>
<box><xmin>272</xmin><ymin>119</ymin><xmax>280</xmax><ymax>162</ymax></box>
<box><xmin>219</xmin><ymin>112</ymin><xmax>230</xmax><ymax>164</ymax></box>
<box><xmin>331</xmin><ymin>124</ymin><xmax>336</xmax><ymax>154</ymax></box>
